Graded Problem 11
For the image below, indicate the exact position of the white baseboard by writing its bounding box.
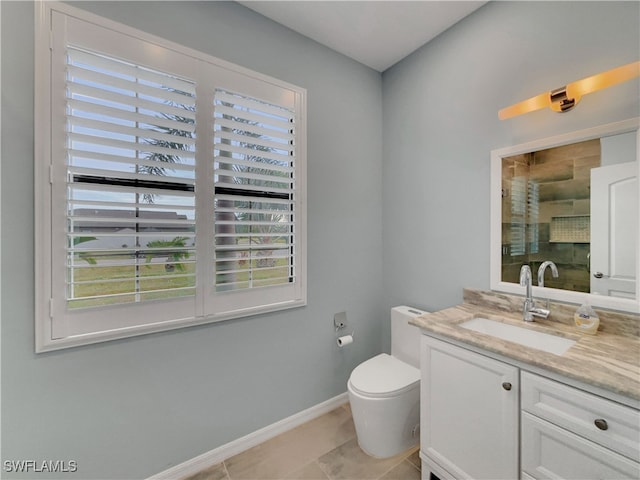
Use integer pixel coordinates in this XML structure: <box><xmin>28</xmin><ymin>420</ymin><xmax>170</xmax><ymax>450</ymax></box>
<box><xmin>148</xmin><ymin>392</ymin><xmax>349</xmax><ymax>480</ymax></box>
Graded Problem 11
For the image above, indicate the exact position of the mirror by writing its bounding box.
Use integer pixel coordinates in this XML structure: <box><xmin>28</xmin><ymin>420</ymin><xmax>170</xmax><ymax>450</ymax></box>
<box><xmin>490</xmin><ymin>118</ymin><xmax>640</xmax><ymax>313</ymax></box>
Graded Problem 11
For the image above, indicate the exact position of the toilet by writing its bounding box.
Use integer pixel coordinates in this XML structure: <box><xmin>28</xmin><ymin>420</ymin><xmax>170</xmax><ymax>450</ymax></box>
<box><xmin>347</xmin><ymin>306</ymin><xmax>427</xmax><ymax>458</ymax></box>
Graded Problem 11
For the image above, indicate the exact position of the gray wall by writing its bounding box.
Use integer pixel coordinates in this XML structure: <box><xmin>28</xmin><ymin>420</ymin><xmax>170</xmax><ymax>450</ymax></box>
<box><xmin>1</xmin><ymin>2</ymin><xmax>383</xmax><ymax>478</ymax></box>
<box><xmin>2</xmin><ymin>1</ymin><xmax>640</xmax><ymax>479</ymax></box>
<box><xmin>381</xmin><ymin>1</ymin><xmax>640</xmax><ymax>331</ymax></box>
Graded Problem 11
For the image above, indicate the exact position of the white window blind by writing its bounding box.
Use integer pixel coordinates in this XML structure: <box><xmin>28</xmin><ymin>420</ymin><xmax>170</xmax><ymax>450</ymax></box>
<box><xmin>36</xmin><ymin>4</ymin><xmax>306</xmax><ymax>351</ymax></box>
<box><xmin>527</xmin><ymin>180</ymin><xmax>539</xmax><ymax>254</ymax></box>
<box><xmin>510</xmin><ymin>176</ymin><xmax>527</xmax><ymax>256</ymax></box>
<box><xmin>510</xmin><ymin>176</ymin><xmax>539</xmax><ymax>256</ymax></box>
<box><xmin>213</xmin><ymin>89</ymin><xmax>296</xmax><ymax>292</ymax></box>
<box><xmin>66</xmin><ymin>47</ymin><xmax>197</xmax><ymax>309</ymax></box>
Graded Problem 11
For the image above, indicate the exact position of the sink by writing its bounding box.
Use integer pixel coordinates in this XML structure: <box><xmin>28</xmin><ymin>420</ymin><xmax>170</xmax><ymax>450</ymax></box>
<box><xmin>460</xmin><ymin>317</ymin><xmax>576</xmax><ymax>355</ymax></box>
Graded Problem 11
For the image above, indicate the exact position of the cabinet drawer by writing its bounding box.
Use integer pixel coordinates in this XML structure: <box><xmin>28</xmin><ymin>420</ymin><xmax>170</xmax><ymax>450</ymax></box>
<box><xmin>521</xmin><ymin>371</ymin><xmax>640</xmax><ymax>462</ymax></box>
<box><xmin>522</xmin><ymin>412</ymin><xmax>640</xmax><ymax>479</ymax></box>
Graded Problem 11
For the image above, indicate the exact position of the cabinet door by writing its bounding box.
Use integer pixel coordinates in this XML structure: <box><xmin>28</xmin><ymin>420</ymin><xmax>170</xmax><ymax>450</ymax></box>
<box><xmin>421</xmin><ymin>335</ymin><xmax>519</xmax><ymax>480</ymax></box>
<box><xmin>522</xmin><ymin>412</ymin><xmax>640</xmax><ymax>479</ymax></box>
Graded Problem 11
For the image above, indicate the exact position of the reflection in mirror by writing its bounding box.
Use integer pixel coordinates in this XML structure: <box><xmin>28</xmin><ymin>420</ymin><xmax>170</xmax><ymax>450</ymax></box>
<box><xmin>502</xmin><ymin>134</ymin><xmax>637</xmax><ymax>297</ymax></box>
<box><xmin>491</xmin><ymin>118</ymin><xmax>640</xmax><ymax>313</ymax></box>
<box><xmin>591</xmin><ymin>134</ymin><xmax>637</xmax><ymax>299</ymax></box>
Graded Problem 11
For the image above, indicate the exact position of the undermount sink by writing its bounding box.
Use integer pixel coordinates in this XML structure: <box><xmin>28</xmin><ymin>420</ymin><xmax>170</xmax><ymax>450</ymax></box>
<box><xmin>460</xmin><ymin>317</ymin><xmax>576</xmax><ymax>355</ymax></box>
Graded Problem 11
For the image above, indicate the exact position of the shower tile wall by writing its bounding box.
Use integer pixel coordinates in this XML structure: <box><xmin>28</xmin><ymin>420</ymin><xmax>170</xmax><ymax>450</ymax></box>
<box><xmin>502</xmin><ymin>139</ymin><xmax>601</xmax><ymax>293</ymax></box>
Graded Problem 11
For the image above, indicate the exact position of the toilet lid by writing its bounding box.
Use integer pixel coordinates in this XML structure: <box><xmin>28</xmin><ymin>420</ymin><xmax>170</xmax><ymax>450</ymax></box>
<box><xmin>349</xmin><ymin>353</ymin><xmax>420</xmax><ymax>397</ymax></box>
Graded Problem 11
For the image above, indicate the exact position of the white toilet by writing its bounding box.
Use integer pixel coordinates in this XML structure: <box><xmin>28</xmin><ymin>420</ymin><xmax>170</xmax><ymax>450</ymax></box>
<box><xmin>347</xmin><ymin>306</ymin><xmax>427</xmax><ymax>458</ymax></box>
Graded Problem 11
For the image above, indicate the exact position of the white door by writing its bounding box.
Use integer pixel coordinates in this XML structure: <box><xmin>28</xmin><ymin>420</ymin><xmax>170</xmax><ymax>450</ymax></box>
<box><xmin>590</xmin><ymin>162</ymin><xmax>637</xmax><ymax>298</ymax></box>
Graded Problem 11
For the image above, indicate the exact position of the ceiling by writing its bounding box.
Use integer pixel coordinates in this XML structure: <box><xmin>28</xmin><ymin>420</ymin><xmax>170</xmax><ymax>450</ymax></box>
<box><xmin>238</xmin><ymin>1</ymin><xmax>487</xmax><ymax>72</ymax></box>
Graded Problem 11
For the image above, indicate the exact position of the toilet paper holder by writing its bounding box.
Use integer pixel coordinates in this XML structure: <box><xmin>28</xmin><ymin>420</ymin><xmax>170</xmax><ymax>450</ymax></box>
<box><xmin>334</xmin><ymin>311</ymin><xmax>354</xmax><ymax>345</ymax></box>
<box><xmin>336</xmin><ymin>331</ymin><xmax>355</xmax><ymax>347</ymax></box>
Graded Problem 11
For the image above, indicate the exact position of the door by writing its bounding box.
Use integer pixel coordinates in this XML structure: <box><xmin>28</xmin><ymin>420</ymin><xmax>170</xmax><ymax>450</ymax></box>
<box><xmin>590</xmin><ymin>162</ymin><xmax>637</xmax><ymax>298</ymax></box>
<box><xmin>421</xmin><ymin>335</ymin><xmax>519</xmax><ymax>480</ymax></box>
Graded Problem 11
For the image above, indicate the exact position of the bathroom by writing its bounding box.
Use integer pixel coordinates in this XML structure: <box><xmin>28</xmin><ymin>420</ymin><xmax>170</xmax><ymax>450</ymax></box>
<box><xmin>1</xmin><ymin>1</ymin><xmax>638</xmax><ymax>479</ymax></box>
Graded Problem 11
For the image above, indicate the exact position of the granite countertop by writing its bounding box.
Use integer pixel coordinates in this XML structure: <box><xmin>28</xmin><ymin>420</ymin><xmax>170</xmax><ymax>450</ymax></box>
<box><xmin>410</xmin><ymin>290</ymin><xmax>640</xmax><ymax>403</ymax></box>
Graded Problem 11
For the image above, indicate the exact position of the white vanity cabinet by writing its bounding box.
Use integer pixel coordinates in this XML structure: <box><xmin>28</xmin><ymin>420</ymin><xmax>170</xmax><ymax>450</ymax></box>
<box><xmin>521</xmin><ymin>371</ymin><xmax>640</xmax><ymax>479</ymax></box>
<box><xmin>420</xmin><ymin>335</ymin><xmax>519</xmax><ymax>480</ymax></box>
<box><xmin>420</xmin><ymin>333</ymin><xmax>640</xmax><ymax>480</ymax></box>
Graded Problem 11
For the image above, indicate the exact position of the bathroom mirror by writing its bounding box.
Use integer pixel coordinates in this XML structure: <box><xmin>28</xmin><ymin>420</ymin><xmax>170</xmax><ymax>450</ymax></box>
<box><xmin>490</xmin><ymin>118</ymin><xmax>640</xmax><ymax>313</ymax></box>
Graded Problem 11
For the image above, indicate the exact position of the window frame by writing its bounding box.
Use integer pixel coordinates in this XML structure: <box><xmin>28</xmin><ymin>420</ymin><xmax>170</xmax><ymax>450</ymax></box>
<box><xmin>35</xmin><ymin>2</ymin><xmax>307</xmax><ymax>352</ymax></box>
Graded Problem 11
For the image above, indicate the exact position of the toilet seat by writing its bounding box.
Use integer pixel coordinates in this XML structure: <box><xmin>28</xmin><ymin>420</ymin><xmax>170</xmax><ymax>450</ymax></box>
<box><xmin>348</xmin><ymin>353</ymin><xmax>420</xmax><ymax>399</ymax></box>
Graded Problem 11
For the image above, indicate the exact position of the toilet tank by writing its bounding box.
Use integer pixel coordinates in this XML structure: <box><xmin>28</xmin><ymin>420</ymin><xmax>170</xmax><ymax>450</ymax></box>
<box><xmin>391</xmin><ymin>306</ymin><xmax>428</xmax><ymax>369</ymax></box>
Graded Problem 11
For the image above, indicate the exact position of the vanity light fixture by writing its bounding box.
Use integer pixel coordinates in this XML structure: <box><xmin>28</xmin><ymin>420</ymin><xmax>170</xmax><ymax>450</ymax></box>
<box><xmin>498</xmin><ymin>61</ymin><xmax>640</xmax><ymax>120</ymax></box>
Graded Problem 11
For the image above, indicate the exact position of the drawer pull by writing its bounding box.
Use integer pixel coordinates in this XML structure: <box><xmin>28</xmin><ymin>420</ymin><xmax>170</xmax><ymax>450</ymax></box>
<box><xmin>594</xmin><ymin>419</ymin><xmax>608</xmax><ymax>431</ymax></box>
<box><xmin>502</xmin><ymin>382</ymin><xmax>512</xmax><ymax>391</ymax></box>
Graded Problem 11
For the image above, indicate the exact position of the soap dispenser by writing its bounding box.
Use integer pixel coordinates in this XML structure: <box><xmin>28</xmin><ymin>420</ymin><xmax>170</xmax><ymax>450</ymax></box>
<box><xmin>574</xmin><ymin>301</ymin><xmax>600</xmax><ymax>334</ymax></box>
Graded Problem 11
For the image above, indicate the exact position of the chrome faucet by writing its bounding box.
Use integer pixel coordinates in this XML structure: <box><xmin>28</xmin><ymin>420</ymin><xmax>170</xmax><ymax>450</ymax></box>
<box><xmin>519</xmin><ymin>265</ymin><xmax>550</xmax><ymax>322</ymax></box>
<box><xmin>537</xmin><ymin>260</ymin><xmax>559</xmax><ymax>288</ymax></box>
<box><xmin>537</xmin><ymin>260</ymin><xmax>559</xmax><ymax>309</ymax></box>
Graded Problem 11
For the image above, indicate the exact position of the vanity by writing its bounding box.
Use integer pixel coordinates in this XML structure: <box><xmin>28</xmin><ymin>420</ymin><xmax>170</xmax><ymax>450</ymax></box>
<box><xmin>412</xmin><ymin>288</ymin><xmax>640</xmax><ymax>480</ymax></box>
<box><xmin>412</xmin><ymin>118</ymin><xmax>640</xmax><ymax>479</ymax></box>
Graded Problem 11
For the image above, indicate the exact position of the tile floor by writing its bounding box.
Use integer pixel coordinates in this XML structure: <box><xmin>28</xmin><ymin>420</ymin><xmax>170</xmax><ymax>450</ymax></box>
<box><xmin>183</xmin><ymin>403</ymin><xmax>421</xmax><ymax>480</ymax></box>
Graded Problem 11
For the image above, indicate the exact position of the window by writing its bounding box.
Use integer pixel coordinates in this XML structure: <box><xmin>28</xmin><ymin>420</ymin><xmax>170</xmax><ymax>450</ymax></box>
<box><xmin>35</xmin><ymin>4</ymin><xmax>306</xmax><ymax>351</ymax></box>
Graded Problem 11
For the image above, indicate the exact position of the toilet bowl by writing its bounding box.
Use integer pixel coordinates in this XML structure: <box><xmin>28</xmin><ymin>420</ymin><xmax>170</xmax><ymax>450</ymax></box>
<box><xmin>347</xmin><ymin>306</ymin><xmax>427</xmax><ymax>458</ymax></box>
